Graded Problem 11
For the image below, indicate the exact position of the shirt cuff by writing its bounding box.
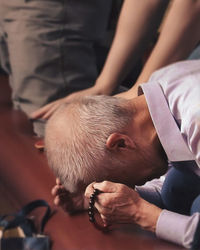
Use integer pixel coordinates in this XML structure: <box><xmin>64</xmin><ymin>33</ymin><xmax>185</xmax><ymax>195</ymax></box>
<box><xmin>156</xmin><ymin>210</ymin><xmax>200</xmax><ymax>248</ymax></box>
<box><xmin>135</xmin><ymin>178</ymin><xmax>164</xmax><ymax>207</ymax></box>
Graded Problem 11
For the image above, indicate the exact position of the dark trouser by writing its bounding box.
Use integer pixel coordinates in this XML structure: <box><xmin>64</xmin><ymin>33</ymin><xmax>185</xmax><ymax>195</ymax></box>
<box><xmin>161</xmin><ymin>167</ymin><xmax>200</xmax><ymax>248</ymax></box>
<box><xmin>161</xmin><ymin>167</ymin><xmax>200</xmax><ymax>215</ymax></box>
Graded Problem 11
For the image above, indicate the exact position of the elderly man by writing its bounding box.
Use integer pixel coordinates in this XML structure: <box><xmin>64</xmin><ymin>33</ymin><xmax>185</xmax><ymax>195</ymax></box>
<box><xmin>45</xmin><ymin>60</ymin><xmax>200</xmax><ymax>249</ymax></box>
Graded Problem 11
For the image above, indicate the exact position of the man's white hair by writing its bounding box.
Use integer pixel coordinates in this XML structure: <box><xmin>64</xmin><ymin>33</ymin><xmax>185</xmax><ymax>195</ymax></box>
<box><xmin>45</xmin><ymin>95</ymin><xmax>134</xmax><ymax>192</ymax></box>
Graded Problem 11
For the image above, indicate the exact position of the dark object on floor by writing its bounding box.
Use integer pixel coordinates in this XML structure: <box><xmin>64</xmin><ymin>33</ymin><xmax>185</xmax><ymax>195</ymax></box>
<box><xmin>0</xmin><ymin>200</ymin><xmax>51</xmax><ymax>250</ymax></box>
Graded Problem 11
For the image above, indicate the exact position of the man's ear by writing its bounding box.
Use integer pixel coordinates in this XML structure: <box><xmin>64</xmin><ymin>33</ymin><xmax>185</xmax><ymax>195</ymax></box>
<box><xmin>106</xmin><ymin>133</ymin><xmax>135</xmax><ymax>151</ymax></box>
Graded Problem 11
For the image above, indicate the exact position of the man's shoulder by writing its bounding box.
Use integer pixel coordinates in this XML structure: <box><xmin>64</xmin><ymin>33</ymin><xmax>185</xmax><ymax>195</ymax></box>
<box><xmin>149</xmin><ymin>60</ymin><xmax>200</xmax><ymax>84</ymax></box>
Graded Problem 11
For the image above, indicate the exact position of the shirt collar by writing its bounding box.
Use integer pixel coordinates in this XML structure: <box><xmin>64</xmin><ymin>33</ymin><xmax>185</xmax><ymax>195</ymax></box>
<box><xmin>139</xmin><ymin>82</ymin><xmax>195</xmax><ymax>162</ymax></box>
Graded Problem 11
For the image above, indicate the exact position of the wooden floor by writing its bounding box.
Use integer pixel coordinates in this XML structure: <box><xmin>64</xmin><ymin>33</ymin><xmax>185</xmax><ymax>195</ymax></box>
<box><xmin>0</xmin><ymin>75</ymin><xmax>185</xmax><ymax>250</ymax></box>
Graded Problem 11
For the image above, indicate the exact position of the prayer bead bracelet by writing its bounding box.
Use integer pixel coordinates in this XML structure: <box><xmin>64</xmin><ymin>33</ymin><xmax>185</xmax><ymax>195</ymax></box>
<box><xmin>88</xmin><ymin>188</ymin><xmax>110</xmax><ymax>233</ymax></box>
<box><xmin>88</xmin><ymin>188</ymin><xmax>100</xmax><ymax>223</ymax></box>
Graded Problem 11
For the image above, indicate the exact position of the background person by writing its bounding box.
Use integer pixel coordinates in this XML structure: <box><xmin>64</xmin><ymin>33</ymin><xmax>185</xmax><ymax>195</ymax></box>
<box><xmin>0</xmin><ymin>0</ymin><xmax>113</xmax><ymax>136</ymax></box>
<box><xmin>31</xmin><ymin>0</ymin><xmax>200</xmax><ymax>120</ymax></box>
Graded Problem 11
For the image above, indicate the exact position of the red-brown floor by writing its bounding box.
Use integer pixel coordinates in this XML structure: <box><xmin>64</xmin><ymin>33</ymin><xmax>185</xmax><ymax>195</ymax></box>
<box><xmin>0</xmin><ymin>75</ymin><xmax>184</xmax><ymax>250</ymax></box>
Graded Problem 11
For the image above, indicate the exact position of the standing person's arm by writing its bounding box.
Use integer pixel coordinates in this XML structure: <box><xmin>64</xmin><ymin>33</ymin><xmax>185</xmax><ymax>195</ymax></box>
<box><xmin>30</xmin><ymin>0</ymin><xmax>168</xmax><ymax>120</ymax></box>
<box><xmin>94</xmin><ymin>0</ymin><xmax>168</xmax><ymax>95</ymax></box>
<box><xmin>120</xmin><ymin>0</ymin><xmax>200</xmax><ymax>99</ymax></box>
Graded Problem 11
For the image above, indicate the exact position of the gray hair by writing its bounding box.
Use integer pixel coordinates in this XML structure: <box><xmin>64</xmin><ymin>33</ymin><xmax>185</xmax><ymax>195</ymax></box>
<box><xmin>45</xmin><ymin>95</ymin><xmax>134</xmax><ymax>192</ymax></box>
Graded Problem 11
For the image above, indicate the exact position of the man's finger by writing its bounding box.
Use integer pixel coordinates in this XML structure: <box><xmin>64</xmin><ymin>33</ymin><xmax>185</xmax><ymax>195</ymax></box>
<box><xmin>54</xmin><ymin>195</ymin><xmax>74</xmax><ymax>213</ymax></box>
<box><xmin>100</xmin><ymin>214</ymin><xmax>111</xmax><ymax>227</ymax></box>
<box><xmin>54</xmin><ymin>195</ymin><xmax>62</xmax><ymax>206</ymax></box>
<box><xmin>84</xmin><ymin>182</ymin><xmax>96</xmax><ymax>198</ymax></box>
<box><xmin>93</xmin><ymin>181</ymin><xmax>118</xmax><ymax>193</ymax></box>
<box><xmin>95</xmin><ymin>199</ymin><xmax>111</xmax><ymax>213</ymax></box>
<box><xmin>56</xmin><ymin>178</ymin><xmax>62</xmax><ymax>185</ymax></box>
<box><xmin>51</xmin><ymin>185</ymin><xmax>67</xmax><ymax>196</ymax></box>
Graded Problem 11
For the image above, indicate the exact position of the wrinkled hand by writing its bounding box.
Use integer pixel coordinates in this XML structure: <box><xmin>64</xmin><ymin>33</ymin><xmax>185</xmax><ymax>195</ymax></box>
<box><xmin>85</xmin><ymin>181</ymin><xmax>162</xmax><ymax>232</ymax></box>
<box><xmin>30</xmin><ymin>86</ymin><xmax>102</xmax><ymax>120</ymax></box>
<box><xmin>51</xmin><ymin>178</ymin><xmax>88</xmax><ymax>214</ymax></box>
<box><xmin>85</xmin><ymin>181</ymin><xmax>141</xmax><ymax>226</ymax></box>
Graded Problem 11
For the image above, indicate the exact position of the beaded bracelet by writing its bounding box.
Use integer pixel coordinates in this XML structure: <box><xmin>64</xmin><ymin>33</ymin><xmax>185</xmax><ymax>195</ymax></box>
<box><xmin>88</xmin><ymin>188</ymin><xmax>110</xmax><ymax>232</ymax></box>
<box><xmin>88</xmin><ymin>188</ymin><xmax>100</xmax><ymax>223</ymax></box>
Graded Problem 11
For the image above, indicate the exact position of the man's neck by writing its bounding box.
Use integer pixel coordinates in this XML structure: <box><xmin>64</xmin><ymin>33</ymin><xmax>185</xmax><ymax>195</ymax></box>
<box><xmin>130</xmin><ymin>95</ymin><xmax>156</xmax><ymax>143</ymax></box>
<box><xmin>129</xmin><ymin>95</ymin><xmax>168</xmax><ymax>169</ymax></box>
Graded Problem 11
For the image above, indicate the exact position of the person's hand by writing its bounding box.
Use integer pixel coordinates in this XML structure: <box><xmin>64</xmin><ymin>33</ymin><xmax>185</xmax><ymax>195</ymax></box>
<box><xmin>85</xmin><ymin>181</ymin><xmax>162</xmax><ymax>231</ymax></box>
<box><xmin>30</xmin><ymin>86</ymin><xmax>103</xmax><ymax>120</ymax></box>
<box><xmin>51</xmin><ymin>178</ymin><xmax>89</xmax><ymax>214</ymax></box>
<box><xmin>115</xmin><ymin>85</ymin><xmax>138</xmax><ymax>99</ymax></box>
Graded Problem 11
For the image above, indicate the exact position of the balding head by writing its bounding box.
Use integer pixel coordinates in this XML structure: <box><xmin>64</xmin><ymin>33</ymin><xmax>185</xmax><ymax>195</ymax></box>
<box><xmin>45</xmin><ymin>95</ymin><xmax>134</xmax><ymax>192</ymax></box>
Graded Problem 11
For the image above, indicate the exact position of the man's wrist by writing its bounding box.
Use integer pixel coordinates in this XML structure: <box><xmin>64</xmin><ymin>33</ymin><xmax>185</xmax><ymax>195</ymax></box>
<box><xmin>134</xmin><ymin>199</ymin><xmax>162</xmax><ymax>232</ymax></box>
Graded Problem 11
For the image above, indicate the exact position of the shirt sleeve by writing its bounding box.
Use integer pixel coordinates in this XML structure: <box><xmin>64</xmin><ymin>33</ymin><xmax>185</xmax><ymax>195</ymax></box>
<box><xmin>136</xmin><ymin>176</ymin><xmax>200</xmax><ymax>248</ymax></box>
<box><xmin>156</xmin><ymin>210</ymin><xmax>200</xmax><ymax>248</ymax></box>
<box><xmin>135</xmin><ymin>177</ymin><xmax>164</xmax><ymax>208</ymax></box>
